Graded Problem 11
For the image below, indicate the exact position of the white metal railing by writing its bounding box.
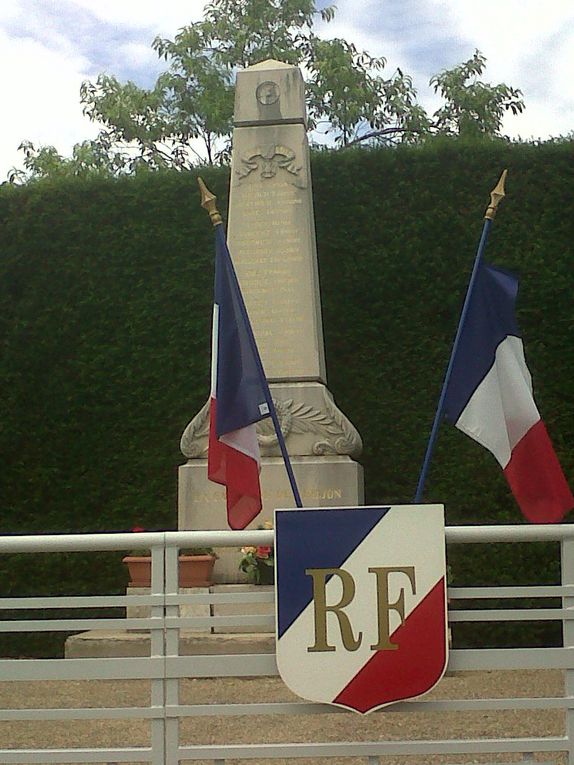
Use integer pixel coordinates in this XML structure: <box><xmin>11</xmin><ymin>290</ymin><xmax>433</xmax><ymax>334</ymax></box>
<box><xmin>0</xmin><ymin>524</ymin><xmax>573</xmax><ymax>764</ymax></box>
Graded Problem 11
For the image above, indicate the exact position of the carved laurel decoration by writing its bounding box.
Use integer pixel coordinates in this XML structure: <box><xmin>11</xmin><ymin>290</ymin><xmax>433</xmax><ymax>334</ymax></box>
<box><xmin>180</xmin><ymin>392</ymin><xmax>362</xmax><ymax>459</ymax></box>
<box><xmin>258</xmin><ymin>394</ymin><xmax>362</xmax><ymax>457</ymax></box>
<box><xmin>235</xmin><ymin>144</ymin><xmax>305</xmax><ymax>187</ymax></box>
<box><xmin>180</xmin><ymin>400</ymin><xmax>210</xmax><ymax>458</ymax></box>
<box><xmin>312</xmin><ymin>390</ymin><xmax>363</xmax><ymax>458</ymax></box>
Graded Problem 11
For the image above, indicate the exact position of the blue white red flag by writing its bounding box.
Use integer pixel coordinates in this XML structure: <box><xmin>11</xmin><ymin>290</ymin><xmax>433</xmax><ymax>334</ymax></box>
<box><xmin>207</xmin><ymin>226</ymin><xmax>271</xmax><ymax>529</ymax></box>
<box><xmin>275</xmin><ymin>506</ymin><xmax>448</xmax><ymax>713</ymax></box>
<box><xmin>443</xmin><ymin>264</ymin><xmax>573</xmax><ymax>523</ymax></box>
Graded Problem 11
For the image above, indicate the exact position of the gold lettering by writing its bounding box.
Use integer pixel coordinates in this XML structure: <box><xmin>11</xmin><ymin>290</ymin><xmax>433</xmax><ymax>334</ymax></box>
<box><xmin>369</xmin><ymin>566</ymin><xmax>416</xmax><ymax>651</ymax></box>
<box><xmin>306</xmin><ymin>568</ymin><xmax>362</xmax><ymax>652</ymax></box>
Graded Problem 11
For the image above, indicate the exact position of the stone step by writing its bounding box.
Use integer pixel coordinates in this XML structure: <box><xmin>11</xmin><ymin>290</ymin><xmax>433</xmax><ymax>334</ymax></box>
<box><xmin>64</xmin><ymin>630</ymin><xmax>275</xmax><ymax>659</ymax></box>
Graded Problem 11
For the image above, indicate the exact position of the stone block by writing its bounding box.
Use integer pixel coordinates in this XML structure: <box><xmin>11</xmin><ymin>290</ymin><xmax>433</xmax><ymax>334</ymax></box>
<box><xmin>234</xmin><ymin>59</ymin><xmax>306</xmax><ymax>127</ymax></box>
<box><xmin>179</xmin><ymin>455</ymin><xmax>364</xmax><ymax>582</ymax></box>
<box><xmin>125</xmin><ymin>586</ymin><xmax>211</xmax><ymax>633</ymax></box>
<box><xmin>211</xmin><ymin>584</ymin><xmax>274</xmax><ymax>634</ymax></box>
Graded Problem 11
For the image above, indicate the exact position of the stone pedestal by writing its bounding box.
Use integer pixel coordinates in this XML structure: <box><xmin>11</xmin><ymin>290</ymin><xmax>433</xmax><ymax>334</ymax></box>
<box><xmin>179</xmin><ymin>456</ymin><xmax>363</xmax><ymax>582</ymax></box>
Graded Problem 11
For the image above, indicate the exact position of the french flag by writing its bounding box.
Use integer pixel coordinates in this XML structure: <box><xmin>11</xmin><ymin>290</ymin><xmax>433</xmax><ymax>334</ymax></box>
<box><xmin>444</xmin><ymin>264</ymin><xmax>573</xmax><ymax>523</ymax></box>
<box><xmin>207</xmin><ymin>226</ymin><xmax>271</xmax><ymax>530</ymax></box>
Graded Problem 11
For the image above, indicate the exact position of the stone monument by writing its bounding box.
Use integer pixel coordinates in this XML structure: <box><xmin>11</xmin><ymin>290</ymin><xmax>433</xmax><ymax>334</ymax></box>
<box><xmin>179</xmin><ymin>60</ymin><xmax>364</xmax><ymax>582</ymax></box>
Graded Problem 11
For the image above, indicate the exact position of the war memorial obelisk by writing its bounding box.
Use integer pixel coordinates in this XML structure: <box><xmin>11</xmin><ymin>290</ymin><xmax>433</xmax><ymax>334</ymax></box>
<box><xmin>179</xmin><ymin>60</ymin><xmax>364</xmax><ymax>581</ymax></box>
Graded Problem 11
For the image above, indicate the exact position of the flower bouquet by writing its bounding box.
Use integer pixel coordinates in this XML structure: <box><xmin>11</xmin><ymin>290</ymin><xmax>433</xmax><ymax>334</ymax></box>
<box><xmin>239</xmin><ymin>523</ymin><xmax>274</xmax><ymax>585</ymax></box>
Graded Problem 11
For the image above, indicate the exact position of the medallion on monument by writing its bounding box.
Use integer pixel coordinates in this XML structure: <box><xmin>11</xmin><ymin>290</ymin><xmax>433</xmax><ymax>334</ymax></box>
<box><xmin>256</xmin><ymin>80</ymin><xmax>280</xmax><ymax>105</ymax></box>
<box><xmin>275</xmin><ymin>505</ymin><xmax>448</xmax><ymax>714</ymax></box>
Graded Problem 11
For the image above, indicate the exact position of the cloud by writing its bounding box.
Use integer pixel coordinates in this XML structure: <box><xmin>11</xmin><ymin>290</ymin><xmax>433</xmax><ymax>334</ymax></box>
<box><xmin>68</xmin><ymin>0</ymin><xmax>206</xmax><ymax>34</ymax></box>
<box><xmin>327</xmin><ymin>0</ymin><xmax>574</xmax><ymax>140</ymax></box>
<box><xmin>0</xmin><ymin>27</ymin><xmax>99</xmax><ymax>177</ymax></box>
<box><xmin>1</xmin><ymin>0</ymin><xmax>573</xmax><ymax>181</ymax></box>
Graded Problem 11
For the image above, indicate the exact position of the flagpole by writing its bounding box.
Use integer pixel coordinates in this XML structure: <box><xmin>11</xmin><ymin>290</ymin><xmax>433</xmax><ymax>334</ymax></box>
<box><xmin>414</xmin><ymin>170</ymin><xmax>508</xmax><ymax>503</ymax></box>
<box><xmin>198</xmin><ymin>177</ymin><xmax>303</xmax><ymax>509</ymax></box>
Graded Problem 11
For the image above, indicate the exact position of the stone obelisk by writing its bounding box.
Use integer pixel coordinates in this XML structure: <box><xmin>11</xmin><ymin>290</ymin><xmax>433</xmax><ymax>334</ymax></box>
<box><xmin>179</xmin><ymin>60</ymin><xmax>364</xmax><ymax>582</ymax></box>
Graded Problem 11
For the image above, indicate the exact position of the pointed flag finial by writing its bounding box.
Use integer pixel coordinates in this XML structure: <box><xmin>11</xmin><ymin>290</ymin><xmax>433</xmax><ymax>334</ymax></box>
<box><xmin>197</xmin><ymin>177</ymin><xmax>223</xmax><ymax>226</ymax></box>
<box><xmin>484</xmin><ymin>169</ymin><xmax>508</xmax><ymax>220</ymax></box>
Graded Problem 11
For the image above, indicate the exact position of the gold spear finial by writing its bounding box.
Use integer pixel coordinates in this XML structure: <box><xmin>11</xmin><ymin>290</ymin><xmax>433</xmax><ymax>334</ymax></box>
<box><xmin>484</xmin><ymin>169</ymin><xmax>508</xmax><ymax>220</ymax></box>
<box><xmin>197</xmin><ymin>176</ymin><xmax>223</xmax><ymax>226</ymax></box>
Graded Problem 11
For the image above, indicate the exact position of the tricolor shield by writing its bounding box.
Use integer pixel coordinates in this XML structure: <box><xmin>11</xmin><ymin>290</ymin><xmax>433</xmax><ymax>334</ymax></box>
<box><xmin>275</xmin><ymin>505</ymin><xmax>448</xmax><ymax>714</ymax></box>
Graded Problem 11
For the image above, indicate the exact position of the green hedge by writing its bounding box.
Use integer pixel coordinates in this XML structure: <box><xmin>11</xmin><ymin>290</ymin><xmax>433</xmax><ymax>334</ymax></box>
<box><xmin>0</xmin><ymin>140</ymin><xmax>572</xmax><ymax>653</ymax></box>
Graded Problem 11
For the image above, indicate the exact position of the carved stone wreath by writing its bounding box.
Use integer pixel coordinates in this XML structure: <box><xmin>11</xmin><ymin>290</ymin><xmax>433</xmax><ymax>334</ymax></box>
<box><xmin>180</xmin><ymin>393</ymin><xmax>362</xmax><ymax>459</ymax></box>
<box><xmin>235</xmin><ymin>144</ymin><xmax>305</xmax><ymax>188</ymax></box>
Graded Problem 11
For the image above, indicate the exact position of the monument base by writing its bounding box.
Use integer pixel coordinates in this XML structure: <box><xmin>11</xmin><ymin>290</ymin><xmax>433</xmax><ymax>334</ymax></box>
<box><xmin>178</xmin><ymin>455</ymin><xmax>364</xmax><ymax>582</ymax></box>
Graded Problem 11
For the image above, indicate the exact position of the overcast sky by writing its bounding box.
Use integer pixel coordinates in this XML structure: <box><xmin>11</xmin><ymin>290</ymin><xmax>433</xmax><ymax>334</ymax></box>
<box><xmin>1</xmin><ymin>0</ymin><xmax>573</xmax><ymax>180</ymax></box>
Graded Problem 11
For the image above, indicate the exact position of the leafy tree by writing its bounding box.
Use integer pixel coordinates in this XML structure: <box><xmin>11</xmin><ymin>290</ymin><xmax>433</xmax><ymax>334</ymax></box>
<box><xmin>430</xmin><ymin>50</ymin><xmax>525</xmax><ymax>138</ymax></box>
<box><xmin>11</xmin><ymin>0</ymin><xmax>427</xmax><ymax>179</ymax></box>
<box><xmin>306</xmin><ymin>38</ymin><xmax>429</xmax><ymax>146</ymax></box>
<box><xmin>9</xmin><ymin>2</ymin><xmax>526</xmax><ymax>181</ymax></box>
<box><xmin>79</xmin><ymin>0</ymin><xmax>338</xmax><ymax>171</ymax></box>
<box><xmin>8</xmin><ymin>139</ymin><xmax>119</xmax><ymax>183</ymax></box>
<box><xmin>347</xmin><ymin>50</ymin><xmax>526</xmax><ymax>149</ymax></box>
<box><xmin>179</xmin><ymin>0</ymin><xmax>335</xmax><ymax>69</ymax></box>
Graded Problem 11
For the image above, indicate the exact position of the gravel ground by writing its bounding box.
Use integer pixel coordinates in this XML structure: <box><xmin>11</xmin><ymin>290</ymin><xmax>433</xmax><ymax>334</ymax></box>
<box><xmin>0</xmin><ymin>669</ymin><xmax>567</xmax><ymax>765</ymax></box>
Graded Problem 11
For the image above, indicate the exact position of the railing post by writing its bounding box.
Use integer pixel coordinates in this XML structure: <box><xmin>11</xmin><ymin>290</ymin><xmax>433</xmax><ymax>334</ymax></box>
<box><xmin>561</xmin><ymin>538</ymin><xmax>574</xmax><ymax>765</ymax></box>
<box><xmin>150</xmin><ymin>543</ymin><xmax>166</xmax><ymax>765</ymax></box>
<box><xmin>165</xmin><ymin>541</ymin><xmax>180</xmax><ymax>765</ymax></box>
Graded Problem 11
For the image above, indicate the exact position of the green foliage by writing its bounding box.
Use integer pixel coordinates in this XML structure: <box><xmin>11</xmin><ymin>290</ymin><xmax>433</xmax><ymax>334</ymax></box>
<box><xmin>306</xmin><ymin>39</ymin><xmax>428</xmax><ymax>146</ymax></box>
<box><xmin>1</xmin><ymin>141</ymin><xmax>573</xmax><ymax>654</ymax></box>
<box><xmin>430</xmin><ymin>50</ymin><xmax>525</xmax><ymax>138</ymax></box>
<box><xmin>8</xmin><ymin>139</ymin><xmax>119</xmax><ymax>183</ymax></box>
<box><xmin>191</xmin><ymin>0</ymin><xmax>334</xmax><ymax>68</ymax></box>
<box><xmin>9</xmin><ymin>0</ymin><xmax>526</xmax><ymax>180</ymax></box>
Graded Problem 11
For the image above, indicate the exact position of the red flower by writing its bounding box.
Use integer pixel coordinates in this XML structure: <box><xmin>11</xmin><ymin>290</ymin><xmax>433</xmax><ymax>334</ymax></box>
<box><xmin>132</xmin><ymin>526</ymin><xmax>145</xmax><ymax>533</ymax></box>
<box><xmin>256</xmin><ymin>545</ymin><xmax>272</xmax><ymax>559</ymax></box>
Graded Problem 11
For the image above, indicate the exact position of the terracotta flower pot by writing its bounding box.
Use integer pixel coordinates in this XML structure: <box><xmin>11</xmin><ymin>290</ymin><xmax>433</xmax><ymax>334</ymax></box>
<box><xmin>123</xmin><ymin>556</ymin><xmax>152</xmax><ymax>587</ymax></box>
<box><xmin>123</xmin><ymin>554</ymin><xmax>216</xmax><ymax>587</ymax></box>
<box><xmin>178</xmin><ymin>554</ymin><xmax>216</xmax><ymax>587</ymax></box>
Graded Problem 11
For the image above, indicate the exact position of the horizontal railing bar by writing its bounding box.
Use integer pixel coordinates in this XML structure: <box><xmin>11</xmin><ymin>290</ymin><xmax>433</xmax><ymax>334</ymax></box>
<box><xmin>177</xmin><ymin>737</ymin><xmax>568</xmax><ymax>758</ymax></box>
<box><xmin>0</xmin><ymin>695</ymin><xmax>570</xmax><ymax>723</ymax></box>
<box><xmin>168</xmin><ymin>614</ymin><xmax>273</xmax><ymax>629</ymax></box>
<box><xmin>0</xmin><ymin>594</ymin><xmax>163</xmax><ymax>609</ymax></box>
<box><xmin>168</xmin><ymin>696</ymin><xmax>574</xmax><ymax>717</ymax></box>
<box><xmin>167</xmin><ymin>591</ymin><xmax>274</xmax><ymax>605</ymax></box>
<box><xmin>0</xmin><ymin>657</ymin><xmax>164</xmax><ymax>681</ymax></box>
<box><xmin>0</xmin><ymin>617</ymin><xmax>164</xmax><ymax>632</ymax></box>
<box><xmin>167</xmin><ymin>653</ymin><xmax>277</xmax><ymax>677</ymax></box>
<box><xmin>445</xmin><ymin>525</ymin><xmax>574</xmax><ymax>543</ymax></box>
<box><xmin>1</xmin><ymin>588</ymin><xmax>569</xmax><ymax>612</ymax></box>
<box><xmin>0</xmin><ymin>706</ymin><xmax>158</xmax><ymax>720</ymax></box>
<box><xmin>0</xmin><ymin>587</ymin><xmax>568</xmax><ymax>611</ymax></box>
<box><xmin>0</xmin><ymin>748</ymin><xmax>151</xmax><ymax>763</ymax></box>
<box><xmin>449</xmin><ymin>586</ymin><xmax>573</xmax><ymax>598</ymax></box>
<box><xmin>449</xmin><ymin>647</ymin><xmax>574</xmax><ymax>670</ymax></box>
<box><xmin>0</xmin><ymin>529</ymin><xmax>273</xmax><ymax>553</ymax></box>
<box><xmin>448</xmin><ymin>608</ymin><xmax>571</xmax><ymax>622</ymax></box>
<box><xmin>1</xmin><ymin>523</ymin><xmax>574</xmax><ymax>554</ymax></box>
<box><xmin>0</xmin><ymin>614</ymin><xmax>276</xmax><ymax>632</ymax></box>
<box><xmin>2</xmin><ymin>647</ymin><xmax>572</xmax><ymax>683</ymax></box>
<box><xmin>164</xmin><ymin>646</ymin><xmax>574</xmax><ymax>678</ymax></box>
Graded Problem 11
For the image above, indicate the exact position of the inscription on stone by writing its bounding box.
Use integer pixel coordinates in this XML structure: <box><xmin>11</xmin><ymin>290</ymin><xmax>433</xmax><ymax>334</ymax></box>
<box><xmin>228</xmin><ymin>129</ymin><xmax>322</xmax><ymax>381</ymax></box>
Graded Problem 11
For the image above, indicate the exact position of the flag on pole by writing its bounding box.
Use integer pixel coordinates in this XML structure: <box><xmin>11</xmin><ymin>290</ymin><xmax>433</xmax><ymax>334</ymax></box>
<box><xmin>207</xmin><ymin>226</ymin><xmax>271</xmax><ymax>529</ymax></box>
<box><xmin>443</xmin><ymin>263</ymin><xmax>573</xmax><ymax>523</ymax></box>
